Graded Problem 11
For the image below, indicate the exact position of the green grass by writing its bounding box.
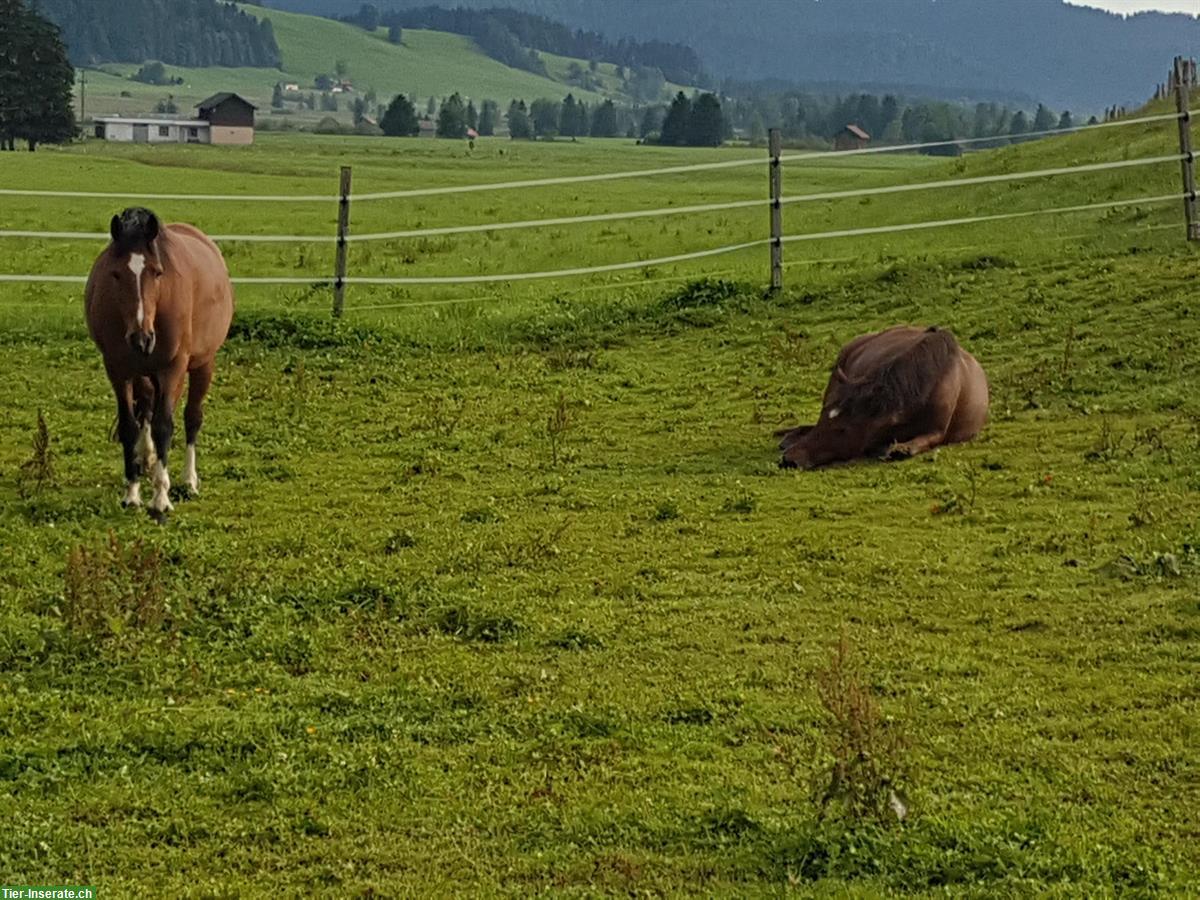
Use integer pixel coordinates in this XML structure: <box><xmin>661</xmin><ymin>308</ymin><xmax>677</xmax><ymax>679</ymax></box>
<box><xmin>79</xmin><ymin>5</ymin><xmax>643</xmax><ymax>127</ymax></box>
<box><xmin>0</xmin><ymin>107</ymin><xmax>1198</xmax><ymax>894</ymax></box>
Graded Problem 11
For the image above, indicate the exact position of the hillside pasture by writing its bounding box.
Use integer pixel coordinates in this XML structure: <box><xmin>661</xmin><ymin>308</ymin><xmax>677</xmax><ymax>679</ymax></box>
<box><xmin>0</xmin><ymin>116</ymin><xmax>1198</xmax><ymax>895</ymax></box>
<box><xmin>78</xmin><ymin>5</ymin><xmax>638</xmax><ymax>128</ymax></box>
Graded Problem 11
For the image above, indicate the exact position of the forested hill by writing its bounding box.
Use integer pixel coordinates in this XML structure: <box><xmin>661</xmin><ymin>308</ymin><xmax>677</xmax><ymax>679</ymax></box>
<box><xmin>260</xmin><ymin>0</ymin><xmax>1200</xmax><ymax>110</ymax></box>
<box><xmin>39</xmin><ymin>0</ymin><xmax>282</xmax><ymax>68</ymax></box>
<box><xmin>352</xmin><ymin>6</ymin><xmax>707</xmax><ymax>86</ymax></box>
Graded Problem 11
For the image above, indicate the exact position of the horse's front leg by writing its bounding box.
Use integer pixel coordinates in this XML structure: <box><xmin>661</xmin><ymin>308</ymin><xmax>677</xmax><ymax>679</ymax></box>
<box><xmin>113</xmin><ymin>382</ymin><xmax>142</xmax><ymax>508</ymax></box>
<box><xmin>147</xmin><ymin>367</ymin><xmax>185</xmax><ymax>521</ymax></box>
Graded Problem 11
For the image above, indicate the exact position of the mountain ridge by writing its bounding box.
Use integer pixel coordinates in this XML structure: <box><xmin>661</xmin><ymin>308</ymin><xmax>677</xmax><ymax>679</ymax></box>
<box><xmin>258</xmin><ymin>0</ymin><xmax>1200</xmax><ymax>110</ymax></box>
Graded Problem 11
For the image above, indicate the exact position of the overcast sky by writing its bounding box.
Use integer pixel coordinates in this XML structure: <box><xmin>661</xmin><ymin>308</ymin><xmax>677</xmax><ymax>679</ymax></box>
<box><xmin>1067</xmin><ymin>0</ymin><xmax>1199</xmax><ymax>15</ymax></box>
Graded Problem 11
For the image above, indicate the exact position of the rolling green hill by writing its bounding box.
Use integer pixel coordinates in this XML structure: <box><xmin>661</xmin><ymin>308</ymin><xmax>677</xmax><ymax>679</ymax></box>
<box><xmin>76</xmin><ymin>4</ymin><xmax>675</xmax><ymax>128</ymax></box>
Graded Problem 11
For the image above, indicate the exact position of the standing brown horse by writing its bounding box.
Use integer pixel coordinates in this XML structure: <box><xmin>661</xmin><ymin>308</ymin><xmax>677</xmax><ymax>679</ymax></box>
<box><xmin>777</xmin><ymin>325</ymin><xmax>988</xmax><ymax>469</ymax></box>
<box><xmin>85</xmin><ymin>208</ymin><xmax>234</xmax><ymax>520</ymax></box>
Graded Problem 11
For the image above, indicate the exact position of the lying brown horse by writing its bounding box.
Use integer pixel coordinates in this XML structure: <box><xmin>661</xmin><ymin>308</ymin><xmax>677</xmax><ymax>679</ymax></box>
<box><xmin>85</xmin><ymin>208</ymin><xmax>234</xmax><ymax>520</ymax></box>
<box><xmin>778</xmin><ymin>325</ymin><xmax>988</xmax><ymax>469</ymax></box>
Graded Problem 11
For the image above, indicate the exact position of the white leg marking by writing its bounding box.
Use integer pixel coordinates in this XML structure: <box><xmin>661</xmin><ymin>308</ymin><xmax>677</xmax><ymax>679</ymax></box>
<box><xmin>149</xmin><ymin>460</ymin><xmax>173</xmax><ymax>515</ymax></box>
<box><xmin>128</xmin><ymin>253</ymin><xmax>146</xmax><ymax>326</ymax></box>
<box><xmin>183</xmin><ymin>443</ymin><xmax>199</xmax><ymax>494</ymax></box>
<box><xmin>122</xmin><ymin>480</ymin><xmax>142</xmax><ymax>508</ymax></box>
<box><xmin>134</xmin><ymin>421</ymin><xmax>157</xmax><ymax>471</ymax></box>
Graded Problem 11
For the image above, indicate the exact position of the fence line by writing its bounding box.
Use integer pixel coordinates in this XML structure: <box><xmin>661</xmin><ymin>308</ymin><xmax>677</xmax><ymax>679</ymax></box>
<box><xmin>0</xmin><ymin>153</ymin><xmax>1183</xmax><ymax>246</ymax></box>
<box><xmin>1</xmin><ymin>192</ymin><xmax>1179</xmax><ymax>290</ymax></box>
<box><xmin>0</xmin><ymin>111</ymin><xmax>1187</xmax><ymax>206</ymax></box>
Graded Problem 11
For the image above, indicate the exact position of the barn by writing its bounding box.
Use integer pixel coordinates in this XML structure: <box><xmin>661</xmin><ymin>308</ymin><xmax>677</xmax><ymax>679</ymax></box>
<box><xmin>196</xmin><ymin>93</ymin><xmax>257</xmax><ymax>145</ymax></box>
<box><xmin>834</xmin><ymin>124</ymin><xmax>870</xmax><ymax>151</ymax></box>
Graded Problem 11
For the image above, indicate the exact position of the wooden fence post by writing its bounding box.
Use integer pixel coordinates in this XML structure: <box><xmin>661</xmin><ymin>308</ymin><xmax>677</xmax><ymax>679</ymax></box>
<box><xmin>768</xmin><ymin>128</ymin><xmax>782</xmax><ymax>292</ymax></box>
<box><xmin>1174</xmin><ymin>57</ymin><xmax>1199</xmax><ymax>243</ymax></box>
<box><xmin>333</xmin><ymin>165</ymin><xmax>352</xmax><ymax>317</ymax></box>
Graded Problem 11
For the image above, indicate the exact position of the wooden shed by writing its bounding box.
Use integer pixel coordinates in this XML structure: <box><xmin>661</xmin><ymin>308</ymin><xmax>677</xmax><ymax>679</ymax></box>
<box><xmin>834</xmin><ymin>124</ymin><xmax>870</xmax><ymax>151</ymax></box>
<box><xmin>196</xmin><ymin>93</ymin><xmax>257</xmax><ymax>145</ymax></box>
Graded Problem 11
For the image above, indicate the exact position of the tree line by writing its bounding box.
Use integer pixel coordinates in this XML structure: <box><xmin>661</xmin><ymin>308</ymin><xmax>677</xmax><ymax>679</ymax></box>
<box><xmin>371</xmin><ymin>89</ymin><xmax>729</xmax><ymax>148</ymax></box>
<box><xmin>339</xmin><ymin>4</ymin><xmax>707</xmax><ymax>87</ymax></box>
<box><xmin>37</xmin><ymin>0</ymin><xmax>280</xmax><ymax>68</ymax></box>
<box><xmin>0</xmin><ymin>0</ymin><xmax>75</xmax><ymax>151</ymax></box>
<box><xmin>724</xmin><ymin>88</ymin><xmax>1090</xmax><ymax>149</ymax></box>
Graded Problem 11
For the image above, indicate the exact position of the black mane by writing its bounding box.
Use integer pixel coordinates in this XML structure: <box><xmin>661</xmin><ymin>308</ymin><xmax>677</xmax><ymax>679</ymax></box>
<box><xmin>833</xmin><ymin>328</ymin><xmax>961</xmax><ymax>419</ymax></box>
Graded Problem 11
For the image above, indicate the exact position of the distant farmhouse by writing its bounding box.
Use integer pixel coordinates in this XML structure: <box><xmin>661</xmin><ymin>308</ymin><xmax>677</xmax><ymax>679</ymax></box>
<box><xmin>834</xmin><ymin>124</ymin><xmax>870</xmax><ymax>151</ymax></box>
<box><xmin>94</xmin><ymin>93</ymin><xmax>257</xmax><ymax>146</ymax></box>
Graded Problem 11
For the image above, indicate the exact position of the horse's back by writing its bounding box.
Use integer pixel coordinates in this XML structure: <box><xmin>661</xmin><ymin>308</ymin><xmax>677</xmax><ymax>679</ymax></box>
<box><xmin>165</xmin><ymin>223</ymin><xmax>234</xmax><ymax>362</ymax></box>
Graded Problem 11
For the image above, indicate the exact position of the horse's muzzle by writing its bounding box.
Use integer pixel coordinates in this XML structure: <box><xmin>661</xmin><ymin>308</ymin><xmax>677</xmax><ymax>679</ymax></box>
<box><xmin>129</xmin><ymin>330</ymin><xmax>156</xmax><ymax>356</ymax></box>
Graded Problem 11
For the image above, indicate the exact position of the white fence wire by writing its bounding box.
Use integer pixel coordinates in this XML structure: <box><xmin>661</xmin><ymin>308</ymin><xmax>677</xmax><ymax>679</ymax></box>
<box><xmin>0</xmin><ymin>194</ymin><xmax>1182</xmax><ymax>290</ymax></box>
<box><xmin>0</xmin><ymin>108</ymin><xmax>1191</xmax><ymax>298</ymax></box>
<box><xmin>0</xmin><ymin>153</ymin><xmax>1185</xmax><ymax>245</ymax></box>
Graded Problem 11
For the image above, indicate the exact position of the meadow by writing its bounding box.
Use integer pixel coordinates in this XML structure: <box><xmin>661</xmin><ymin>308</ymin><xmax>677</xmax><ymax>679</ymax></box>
<box><xmin>78</xmin><ymin>3</ymin><xmax>659</xmax><ymax>128</ymax></box>
<box><xmin>0</xmin><ymin>111</ymin><xmax>1198</xmax><ymax>895</ymax></box>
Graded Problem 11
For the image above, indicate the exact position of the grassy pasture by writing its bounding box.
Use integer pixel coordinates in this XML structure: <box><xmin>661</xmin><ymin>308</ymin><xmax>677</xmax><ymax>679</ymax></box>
<box><xmin>0</xmin><ymin>111</ymin><xmax>1198</xmax><ymax>895</ymax></box>
<box><xmin>79</xmin><ymin>5</ymin><xmax>647</xmax><ymax>128</ymax></box>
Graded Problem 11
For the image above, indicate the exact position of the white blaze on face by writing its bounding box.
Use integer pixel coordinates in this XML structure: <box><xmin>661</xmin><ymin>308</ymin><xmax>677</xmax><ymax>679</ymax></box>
<box><xmin>828</xmin><ymin>407</ymin><xmax>841</xmax><ymax>419</ymax></box>
<box><xmin>128</xmin><ymin>253</ymin><xmax>146</xmax><ymax>326</ymax></box>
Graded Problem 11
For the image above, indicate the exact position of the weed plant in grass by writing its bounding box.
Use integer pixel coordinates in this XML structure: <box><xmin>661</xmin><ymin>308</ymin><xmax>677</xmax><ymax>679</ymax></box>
<box><xmin>0</xmin><ymin>111</ymin><xmax>1197</xmax><ymax>894</ymax></box>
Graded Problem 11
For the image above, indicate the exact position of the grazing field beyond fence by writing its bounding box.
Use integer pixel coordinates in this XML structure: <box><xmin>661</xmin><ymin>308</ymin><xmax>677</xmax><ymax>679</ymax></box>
<box><xmin>0</xmin><ymin>104</ymin><xmax>1198</xmax><ymax>894</ymax></box>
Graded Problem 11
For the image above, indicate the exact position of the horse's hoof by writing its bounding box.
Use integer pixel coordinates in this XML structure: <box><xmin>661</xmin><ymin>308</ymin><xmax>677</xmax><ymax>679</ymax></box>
<box><xmin>884</xmin><ymin>444</ymin><xmax>912</xmax><ymax>462</ymax></box>
<box><xmin>120</xmin><ymin>499</ymin><xmax>142</xmax><ymax>510</ymax></box>
<box><xmin>779</xmin><ymin>456</ymin><xmax>798</xmax><ymax>469</ymax></box>
<box><xmin>147</xmin><ymin>508</ymin><xmax>169</xmax><ymax>524</ymax></box>
<box><xmin>171</xmin><ymin>484</ymin><xmax>198</xmax><ymax>502</ymax></box>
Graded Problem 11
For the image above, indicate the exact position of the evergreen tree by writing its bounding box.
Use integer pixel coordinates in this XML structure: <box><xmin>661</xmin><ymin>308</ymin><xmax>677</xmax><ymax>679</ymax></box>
<box><xmin>659</xmin><ymin>91</ymin><xmax>691</xmax><ymax>145</ymax></box>
<box><xmin>748</xmin><ymin>111</ymin><xmax>766</xmax><ymax>146</ymax></box>
<box><xmin>590</xmin><ymin>99</ymin><xmax>618</xmax><ymax>137</ymax></box>
<box><xmin>0</xmin><ymin>0</ymin><xmax>76</xmax><ymax>151</ymax></box>
<box><xmin>687</xmin><ymin>92</ymin><xmax>724</xmax><ymax>146</ymax></box>
<box><xmin>478</xmin><ymin>99</ymin><xmax>498</xmax><ymax>136</ymax></box>
<box><xmin>1057</xmin><ymin>110</ymin><xmax>1074</xmax><ymax>130</ymax></box>
<box><xmin>272</xmin><ymin>82</ymin><xmax>285</xmax><ymax>109</ymax></box>
<box><xmin>1009</xmin><ymin>110</ymin><xmax>1030</xmax><ymax>137</ymax></box>
<box><xmin>388</xmin><ymin>24</ymin><xmax>403</xmax><ymax>44</ymax></box>
<box><xmin>639</xmin><ymin>105</ymin><xmax>662</xmax><ymax>139</ymax></box>
<box><xmin>466</xmin><ymin>100</ymin><xmax>478</xmax><ymax>130</ymax></box>
<box><xmin>506</xmin><ymin>99</ymin><xmax>532</xmax><ymax>139</ymax></box>
<box><xmin>559</xmin><ymin>93</ymin><xmax>585</xmax><ymax>139</ymax></box>
<box><xmin>1032</xmin><ymin>103</ymin><xmax>1057</xmax><ymax>133</ymax></box>
<box><xmin>436</xmin><ymin>92</ymin><xmax>468</xmax><ymax>138</ymax></box>
<box><xmin>380</xmin><ymin>93</ymin><xmax>419</xmax><ymax>137</ymax></box>
<box><xmin>880</xmin><ymin>94</ymin><xmax>901</xmax><ymax>135</ymax></box>
<box><xmin>354</xmin><ymin>3</ymin><xmax>380</xmax><ymax>32</ymax></box>
<box><xmin>426</xmin><ymin>96</ymin><xmax>437</xmax><ymax>116</ymax></box>
<box><xmin>352</xmin><ymin>97</ymin><xmax>368</xmax><ymax>125</ymax></box>
<box><xmin>529</xmin><ymin>97</ymin><xmax>560</xmax><ymax>138</ymax></box>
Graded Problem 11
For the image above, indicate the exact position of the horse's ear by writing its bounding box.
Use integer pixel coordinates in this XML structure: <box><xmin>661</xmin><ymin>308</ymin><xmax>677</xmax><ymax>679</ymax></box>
<box><xmin>110</xmin><ymin>215</ymin><xmax>121</xmax><ymax>244</ymax></box>
<box><xmin>144</xmin><ymin>213</ymin><xmax>160</xmax><ymax>245</ymax></box>
<box><xmin>835</xmin><ymin>366</ymin><xmax>850</xmax><ymax>383</ymax></box>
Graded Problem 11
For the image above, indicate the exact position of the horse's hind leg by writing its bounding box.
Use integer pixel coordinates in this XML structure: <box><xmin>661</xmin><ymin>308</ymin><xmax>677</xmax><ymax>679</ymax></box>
<box><xmin>181</xmin><ymin>361</ymin><xmax>214</xmax><ymax>497</ymax></box>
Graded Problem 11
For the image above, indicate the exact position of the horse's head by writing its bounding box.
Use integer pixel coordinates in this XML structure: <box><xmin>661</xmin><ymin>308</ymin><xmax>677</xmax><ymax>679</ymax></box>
<box><xmin>104</xmin><ymin>208</ymin><xmax>165</xmax><ymax>357</ymax></box>
<box><xmin>780</xmin><ymin>369</ymin><xmax>898</xmax><ymax>469</ymax></box>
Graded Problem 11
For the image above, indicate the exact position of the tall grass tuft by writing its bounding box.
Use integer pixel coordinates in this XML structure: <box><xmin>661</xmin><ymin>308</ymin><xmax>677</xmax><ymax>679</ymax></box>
<box><xmin>814</xmin><ymin>633</ymin><xmax>911</xmax><ymax>825</ymax></box>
